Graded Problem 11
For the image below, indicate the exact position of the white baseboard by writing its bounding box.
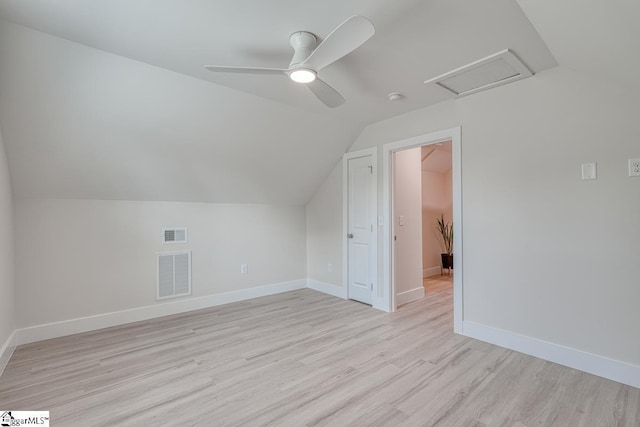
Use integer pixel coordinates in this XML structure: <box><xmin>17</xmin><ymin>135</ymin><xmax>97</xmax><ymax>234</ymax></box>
<box><xmin>396</xmin><ymin>286</ymin><xmax>425</xmax><ymax>306</ymax></box>
<box><xmin>307</xmin><ymin>279</ymin><xmax>347</xmax><ymax>299</ymax></box>
<box><xmin>0</xmin><ymin>330</ymin><xmax>16</xmax><ymax>378</ymax></box>
<box><xmin>423</xmin><ymin>266</ymin><xmax>441</xmax><ymax>278</ymax></box>
<box><xmin>14</xmin><ymin>279</ymin><xmax>307</xmax><ymax>346</ymax></box>
<box><xmin>463</xmin><ymin>321</ymin><xmax>640</xmax><ymax>389</ymax></box>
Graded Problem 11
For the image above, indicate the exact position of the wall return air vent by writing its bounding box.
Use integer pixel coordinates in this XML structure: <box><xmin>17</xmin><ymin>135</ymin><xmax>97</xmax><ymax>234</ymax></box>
<box><xmin>424</xmin><ymin>49</ymin><xmax>533</xmax><ymax>97</ymax></box>
<box><xmin>157</xmin><ymin>251</ymin><xmax>192</xmax><ymax>300</ymax></box>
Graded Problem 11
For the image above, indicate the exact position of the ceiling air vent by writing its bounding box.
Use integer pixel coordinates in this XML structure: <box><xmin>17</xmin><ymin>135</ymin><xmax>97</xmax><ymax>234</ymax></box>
<box><xmin>424</xmin><ymin>49</ymin><xmax>532</xmax><ymax>97</ymax></box>
<box><xmin>163</xmin><ymin>227</ymin><xmax>187</xmax><ymax>244</ymax></box>
<box><xmin>157</xmin><ymin>251</ymin><xmax>191</xmax><ymax>300</ymax></box>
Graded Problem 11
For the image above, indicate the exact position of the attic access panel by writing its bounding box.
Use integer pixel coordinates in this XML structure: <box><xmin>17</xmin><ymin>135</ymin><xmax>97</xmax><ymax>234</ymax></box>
<box><xmin>425</xmin><ymin>49</ymin><xmax>533</xmax><ymax>97</ymax></box>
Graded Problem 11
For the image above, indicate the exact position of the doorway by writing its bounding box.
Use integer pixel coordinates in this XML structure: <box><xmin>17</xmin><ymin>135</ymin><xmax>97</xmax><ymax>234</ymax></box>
<box><xmin>382</xmin><ymin>127</ymin><xmax>463</xmax><ymax>333</ymax></box>
<box><xmin>420</xmin><ymin>141</ymin><xmax>454</xmax><ymax>283</ymax></box>
<box><xmin>393</xmin><ymin>141</ymin><xmax>454</xmax><ymax>307</ymax></box>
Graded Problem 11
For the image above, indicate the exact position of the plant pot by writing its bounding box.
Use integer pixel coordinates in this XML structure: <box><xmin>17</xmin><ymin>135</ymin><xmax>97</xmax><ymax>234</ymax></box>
<box><xmin>441</xmin><ymin>254</ymin><xmax>453</xmax><ymax>270</ymax></box>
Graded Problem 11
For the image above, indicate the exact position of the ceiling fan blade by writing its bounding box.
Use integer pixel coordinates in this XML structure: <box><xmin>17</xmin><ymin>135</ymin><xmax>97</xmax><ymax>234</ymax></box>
<box><xmin>302</xmin><ymin>15</ymin><xmax>375</xmax><ymax>71</ymax></box>
<box><xmin>204</xmin><ymin>65</ymin><xmax>288</xmax><ymax>75</ymax></box>
<box><xmin>307</xmin><ymin>77</ymin><xmax>345</xmax><ymax>108</ymax></box>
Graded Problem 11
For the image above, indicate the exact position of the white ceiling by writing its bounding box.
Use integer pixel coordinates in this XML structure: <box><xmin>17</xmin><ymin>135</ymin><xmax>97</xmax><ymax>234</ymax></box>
<box><xmin>0</xmin><ymin>20</ymin><xmax>361</xmax><ymax>204</ymax></box>
<box><xmin>0</xmin><ymin>0</ymin><xmax>559</xmax><ymax>204</ymax></box>
<box><xmin>517</xmin><ymin>0</ymin><xmax>640</xmax><ymax>94</ymax></box>
<box><xmin>0</xmin><ymin>0</ymin><xmax>557</xmax><ymax>125</ymax></box>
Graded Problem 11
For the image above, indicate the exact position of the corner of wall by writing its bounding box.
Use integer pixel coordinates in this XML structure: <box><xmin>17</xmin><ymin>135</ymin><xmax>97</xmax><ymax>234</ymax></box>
<box><xmin>305</xmin><ymin>160</ymin><xmax>344</xmax><ymax>288</ymax></box>
<box><xmin>0</xmin><ymin>124</ymin><xmax>16</xmax><ymax>378</ymax></box>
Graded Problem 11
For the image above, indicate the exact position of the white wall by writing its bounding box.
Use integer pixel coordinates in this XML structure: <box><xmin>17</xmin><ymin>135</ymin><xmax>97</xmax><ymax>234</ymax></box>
<box><xmin>393</xmin><ymin>148</ymin><xmax>423</xmax><ymax>297</ymax></box>
<box><xmin>306</xmin><ymin>163</ymin><xmax>343</xmax><ymax>287</ymax></box>
<box><xmin>14</xmin><ymin>199</ymin><xmax>306</xmax><ymax>328</ymax></box>
<box><xmin>307</xmin><ymin>66</ymin><xmax>640</xmax><ymax>368</ymax></box>
<box><xmin>0</xmin><ymin>127</ymin><xmax>14</xmax><ymax>349</ymax></box>
<box><xmin>421</xmin><ymin>169</ymin><xmax>452</xmax><ymax>272</ymax></box>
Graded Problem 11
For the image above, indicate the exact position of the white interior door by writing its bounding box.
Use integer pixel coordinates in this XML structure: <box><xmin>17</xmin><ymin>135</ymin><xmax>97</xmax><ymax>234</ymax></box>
<box><xmin>347</xmin><ymin>155</ymin><xmax>374</xmax><ymax>305</ymax></box>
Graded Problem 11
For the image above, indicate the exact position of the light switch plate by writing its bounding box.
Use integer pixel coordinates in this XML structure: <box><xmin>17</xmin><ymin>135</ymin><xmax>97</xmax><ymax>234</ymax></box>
<box><xmin>629</xmin><ymin>158</ymin><xmax>640</xmax><ymax>177</ymax></box>
<box><xmin>581</xmin><ymin>162</ymin><xmax>597</xmax><ymax>180</ymax></box>
<box><xmin>399</xmin><ymin>215</ymin><xmax>405</xmax><ymax>226</ymax></box>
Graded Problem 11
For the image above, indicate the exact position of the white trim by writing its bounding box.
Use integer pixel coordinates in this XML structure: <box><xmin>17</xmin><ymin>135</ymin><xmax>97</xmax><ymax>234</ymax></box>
<box><xmin>451</xmin><ymin>128</ymin><xmax>463</xmax><ymax>334</ymax></box>
<box><xmin>307</xmin><ymin>279</ymin><xmax>347</xmax><ymax>299</ymax></box>
<box><xmin>0</xmin><ymin>330</ymin><xmax>16</xmax><ymax>378</ymax></box>
<box><xmin>382</xmin><ymin>127</ymin><xmax>463</xmax><ymax>333</ymax></box>
<box><xmin>396</xmin><ymin>286</ymin><xmax>425</xmax><ymax>306</ymax></box>
<box><xmin>342</xmin><ymin>147</ymin><xmax>378</xmax><ymax>306</ymax></box>
<box><xmin>423</xmin><ymin>266</ymin><xmax>441</xmax><ymax>278</ymax></box>
<box><xmin>14</xmin><ymin>279</ymin><xmax>306</xmax><ymax>346</ymax></box>
<box><xmin>463</xmin><ymin>320</ymin><xmax>640</xmax><ymax>389</ymax></box>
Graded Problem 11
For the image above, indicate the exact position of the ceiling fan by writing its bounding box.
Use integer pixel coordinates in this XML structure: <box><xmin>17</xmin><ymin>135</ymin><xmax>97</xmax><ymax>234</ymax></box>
<box><xmin>205</xmin><ymin>16</ymin><xmax>375</xmax><ymax>108</ymax></box>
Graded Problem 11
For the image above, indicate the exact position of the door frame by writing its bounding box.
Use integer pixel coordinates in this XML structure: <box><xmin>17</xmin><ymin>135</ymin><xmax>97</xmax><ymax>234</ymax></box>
<box><xmin>382</xmin><ymin>126</ymin><xmax>463</xmax><ymax>334</ymax></box>
<box><xmin>343</xmin><ymin>147</ymin><xmax>378</xmax><ymax>305</ymax></box>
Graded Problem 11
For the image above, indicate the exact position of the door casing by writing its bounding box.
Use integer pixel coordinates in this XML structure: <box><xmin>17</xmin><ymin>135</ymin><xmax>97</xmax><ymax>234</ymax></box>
<box><xmin>382</xmin><ymin>127</ymin><xmax>463</xmax><ymax>334</ymax></box>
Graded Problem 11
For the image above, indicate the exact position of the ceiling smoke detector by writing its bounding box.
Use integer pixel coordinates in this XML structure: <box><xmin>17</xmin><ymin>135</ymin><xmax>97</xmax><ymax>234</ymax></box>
<box><xmin>388</xmin><ymin>92</ymin><xmax>403</xmax><ymax>101</ymax></box>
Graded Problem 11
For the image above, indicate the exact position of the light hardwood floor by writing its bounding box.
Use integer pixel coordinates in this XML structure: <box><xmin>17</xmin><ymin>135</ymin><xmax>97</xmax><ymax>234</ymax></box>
<box><xmin>423</xmin><ymin>273</ymin><xmax>453</xmax><ymax>294</ymax></box>
<box><xmin>1</xmin><ymin>285</ymin><xmax>638</xmax><ymax>426</ymax></box>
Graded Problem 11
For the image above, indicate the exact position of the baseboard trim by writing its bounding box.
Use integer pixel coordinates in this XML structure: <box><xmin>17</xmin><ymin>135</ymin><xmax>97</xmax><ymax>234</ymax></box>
<box><xmin>396</xmin><ymin>286</ymin><xmax>425</xmax><ymax>306</ymax></box>
<box><xmin>463</xmin><ymin>320</ymin><xmax>640</xmax><ymax>389</ymax></box>
<box><xmin>14</xmin><ymin>279</ymin><xmax>307</xmax><ymax>346</ymax></box>
<box><xmin>423</xmin><ymin>266</ymin><xmax>441</xmax><ymax>278</ymax></box>
<box><xmin>0</xmin><ymin>330</ymin><xmax>16</xmax><ymax>378</ymax></box>
<box><xmin>307</xmin><ymin>279</ymin><xmax>347</xmax><ymax>299</ymax></box>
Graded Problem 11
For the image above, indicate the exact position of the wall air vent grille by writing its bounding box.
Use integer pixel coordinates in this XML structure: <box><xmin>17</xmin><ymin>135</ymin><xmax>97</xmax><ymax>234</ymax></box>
<box><xmin>424</xmin><ymin>49</ymin><xmax>533</xmax><ymax>98</ymax></box>
<box><xmin>157</xmin><ymin>251</ymin><xmax>191</xmax><ymax>300</ymax></box>
<box><xmin>163</xmin><ymin>227</ymin><xmax>187</xmax><ymax>243</ymax></box>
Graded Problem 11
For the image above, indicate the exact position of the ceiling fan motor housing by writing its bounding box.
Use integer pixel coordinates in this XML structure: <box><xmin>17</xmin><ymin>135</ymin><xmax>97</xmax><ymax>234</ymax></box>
<box><xmin>289</xmin><ymin>31</ymin><xmax>317</xmax><ymax>68</ymax></box>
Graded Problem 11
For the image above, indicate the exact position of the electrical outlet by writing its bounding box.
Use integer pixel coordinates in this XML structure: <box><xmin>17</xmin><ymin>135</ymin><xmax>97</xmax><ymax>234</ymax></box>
<box><xmin>240</xmin><ymin>264</ymin><xmax>248</xmax><ymax>274</ymax></box>
<box><xmin>327</xmin><ymin>263</ymin><xmax>333</xmax><ymax>273</ymax></box>
<box><xmin>629</xmin><ymin>158</ymin><xmax>640</xmax><ymax>177</ymax></box>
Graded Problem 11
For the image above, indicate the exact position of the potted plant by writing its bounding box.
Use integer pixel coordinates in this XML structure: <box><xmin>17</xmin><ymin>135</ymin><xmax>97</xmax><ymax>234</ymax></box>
<box><xmin>436</xmin><ymin>214</ymin><xmax>453</xmax><ymax>271</ymax></box>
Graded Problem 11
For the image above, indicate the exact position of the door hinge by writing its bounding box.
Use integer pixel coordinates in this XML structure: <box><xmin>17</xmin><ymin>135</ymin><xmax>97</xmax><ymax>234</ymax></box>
<box><xmin>370</xmin><ymin>224</ymin><xmax>373</xmax><ymax>232</ymax></box>
<box><xmin>368</xmin><ymin>165</ymin><xmax>373</xmax><ymax>174</ymax></box>
<box><xmin>370</xmin><ymin>283</ymin><xmax>373</xmax><ymax>291</ymax></box>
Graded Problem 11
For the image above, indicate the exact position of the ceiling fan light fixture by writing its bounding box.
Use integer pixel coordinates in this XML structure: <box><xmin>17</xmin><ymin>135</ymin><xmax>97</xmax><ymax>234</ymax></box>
<box><xmin>289</xmin><ymin>68</ymin><xmax>317</xmax><ymax>83</ymax></box>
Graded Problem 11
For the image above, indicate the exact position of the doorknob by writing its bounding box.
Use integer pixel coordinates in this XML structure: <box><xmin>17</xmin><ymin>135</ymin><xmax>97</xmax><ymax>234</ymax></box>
<box><xmin>347</xmin><ymin>233</ymin><xmax>354</xmax><ymax>239</ymax></box>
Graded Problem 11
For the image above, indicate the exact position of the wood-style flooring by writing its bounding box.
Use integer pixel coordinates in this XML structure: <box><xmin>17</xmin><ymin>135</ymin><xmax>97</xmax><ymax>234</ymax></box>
<box><xmin>1</xmin><ymin>282</ymin><xmax>638</xmax><ymax>426</ymax></box>
<box><xmin>423</xmin><ymin>273</ymin><xmax>453</xmax><ymax>295</ymax></box>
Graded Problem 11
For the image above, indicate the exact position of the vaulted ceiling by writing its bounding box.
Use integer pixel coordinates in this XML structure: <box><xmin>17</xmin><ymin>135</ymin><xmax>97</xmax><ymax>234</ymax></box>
<box><xmin>0</xmin><ymin>0</ymin><xmax>559</xmax><ymax>204</ymax></box>
<box><xmin>517</xmin><ymin>0</ymin><xmax>640</xmax><ymax>94</ymax></box>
